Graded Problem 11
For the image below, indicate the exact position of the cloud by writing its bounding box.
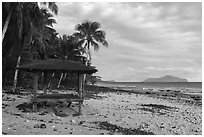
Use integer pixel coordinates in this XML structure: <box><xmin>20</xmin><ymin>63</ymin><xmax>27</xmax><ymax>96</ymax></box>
<box><xmin>53</xmin><ymin>2</ymin><xmax>202</xmax><ymax>82</ymax></box>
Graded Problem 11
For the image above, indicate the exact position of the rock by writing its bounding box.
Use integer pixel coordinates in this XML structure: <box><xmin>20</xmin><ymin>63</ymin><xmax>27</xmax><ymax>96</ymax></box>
<box><xmin>78</xmin><ymin>121</ymin><xmax>84</xmax><ymax>125</ymax></box>
<box><xmin>160</xmin><ymin>123</ymin><xmax>165</xmax><ymax>129</ymax></box>
<box><xmin>39</xmin><ymin>111</ymin><xmax>48</xmax><ymax>115</ymax></box>
<box><xmin>73</xmin><ymin>113</ymin><xmax>79</xmax><ymax>117</ymax></box>
<box><xmin>40</xmin><ymin>124</ymin><xmax>46</xmax><ymax>129</ymax></box>
<box><xmin>70</xmin><ymin>120</ymin><xmax>76</xmax><ymax>124</ymax></box>
<box><xmin>53</xmin><ymin>128</ymin><xmax>58</xmax><ymax>131</ymax></box>
<box><xmin>48</xmin><ymin>120</ymin><xmax>53</xmax><ymax>123</ymax></box>
<box><xmin>104</xmin><ymin>115</ymin><xmax>108</xmax><ymax>118</ymax></box>
<box><xmin>172</xmin><ymin>126</ymin><xmax>176</xmax><ymax>128</ymax></box>
<box><xmin>2</xmin><ymin>132</ymin><xmax>7</xmax><ymax>135</ymax></box>
<box><xmin>34</xmin><ymin>124</ymin><xmax>40</xmax><ymax>128</ymax></box>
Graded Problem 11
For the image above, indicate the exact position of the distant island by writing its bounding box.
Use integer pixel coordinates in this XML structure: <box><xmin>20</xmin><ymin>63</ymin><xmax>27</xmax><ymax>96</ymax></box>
<box><xmin>143</xmin><ymin>75</ymin><xmax>188</xmax><ymax>82</ymax></box>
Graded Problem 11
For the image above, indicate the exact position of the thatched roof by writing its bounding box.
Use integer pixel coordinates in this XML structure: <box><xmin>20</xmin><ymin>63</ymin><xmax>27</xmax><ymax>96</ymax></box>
<box><xmin>17</xmin><ymin>59</ymin><xmax>98</xmax><ymax>74</ymax></box>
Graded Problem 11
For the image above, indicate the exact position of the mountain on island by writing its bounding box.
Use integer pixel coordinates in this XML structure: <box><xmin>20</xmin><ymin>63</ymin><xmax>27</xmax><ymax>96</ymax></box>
<box><xmin>143</xmin><ymin>75</ymin><xmax>188</xmax><ymax>82</ymax></box>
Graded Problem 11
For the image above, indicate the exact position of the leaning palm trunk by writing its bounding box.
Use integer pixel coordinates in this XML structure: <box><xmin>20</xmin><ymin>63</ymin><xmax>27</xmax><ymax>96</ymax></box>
<box><xmin>2</xmin><ymin>10</ymin><xmax>13</xmax><ymax>41</ymax></box>
<box><xmin>63</xmin><ymin>73</ymin><xmax>67</xmax><ymax>80</ymax></box>
<box><xmin>41</xmin><ymin>72</ymin><xmax>44</xmax><ymax>89</ymax></box>
<box><xmin>57</xmin><ymin>56</ymin><xmax>67</xmax><ymax>88</ymax></box>
<box><xmin>48</xmin><ymin>73</ymin><xmax>55</xmax><ymax>90</ymax></box>
<box><xmin>57</xmin><ymin>73</ymin><xmax>64</xmax><ymax>88</ymax></box>
<box><xmin>13</xmin><ymin>55</ymin><xmax>21</xmax><ymax>90</ymax></box>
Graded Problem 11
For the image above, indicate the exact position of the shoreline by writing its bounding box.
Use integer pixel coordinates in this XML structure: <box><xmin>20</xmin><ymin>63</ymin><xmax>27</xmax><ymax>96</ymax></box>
<box><xmin>86</xmin><ymin>85</ymin><xmax>202</xmax><ymax>106</ymax></box>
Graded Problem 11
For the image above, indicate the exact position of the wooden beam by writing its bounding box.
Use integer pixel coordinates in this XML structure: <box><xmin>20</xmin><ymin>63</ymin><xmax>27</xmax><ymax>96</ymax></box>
<box><xmin>33</xmin><ymin>73</ymin><xmax>38</xmax><ymax>112</ymax></box>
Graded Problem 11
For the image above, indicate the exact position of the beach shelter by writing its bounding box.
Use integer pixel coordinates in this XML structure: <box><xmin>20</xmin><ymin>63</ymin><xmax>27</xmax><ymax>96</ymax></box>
<box><xmin>17</xmin><ymin>59</ymin><xmax>98</xmax><ymax>115</ymax></box>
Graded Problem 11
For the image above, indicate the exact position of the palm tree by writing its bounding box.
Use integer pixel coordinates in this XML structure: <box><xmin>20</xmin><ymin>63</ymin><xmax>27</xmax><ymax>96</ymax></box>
<box><xmin>2</xmin><ymin>3</ymin><xmax>22</xmax><ymax>41</ymax></box>
<box><xmin>73</xmin><ymin>20</ymin><xmax>108</xmax><ymax>89</ymax></box>
<box><xmin>2</xmin><ymin>2</ymin><xmax>58</xmax><ymax>42</ymax></box>
<box><xmin>57</xmin><ymin>34</ymin><xmax>83</xmax><ymax>88</ymax></box>
<box><xmin>2</xmin><ymin>2</ymin><xmax>58</xmax><ymax>89</ymax></box>
<box><xmin>73</xmin><ymin>20</ymin><xmax>108</xmax><ymax>65</ymax></box>
<box><xmin>30</xmin><ymin>8</ymin><xmax>57</xmax><ymax>60</ymax></box>
<box><xmin>24</xmin><ymin>7</ymin><xmax>58</xmax><ymax>91</ymax></box>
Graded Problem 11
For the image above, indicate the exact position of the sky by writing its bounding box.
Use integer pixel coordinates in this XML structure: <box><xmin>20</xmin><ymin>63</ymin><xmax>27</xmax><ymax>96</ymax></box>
<box><xmin>52</xmin><ymin>2</ymin><xmax>202</xmax><ymax>82</ymax></box>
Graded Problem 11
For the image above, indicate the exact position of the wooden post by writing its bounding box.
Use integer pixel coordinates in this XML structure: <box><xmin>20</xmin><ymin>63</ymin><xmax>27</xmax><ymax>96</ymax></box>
<box><xmin>78</xmin><ymin>74</ymin><xmax>83</xmax><ymax>115</ymax></box>
<box><xmin>43</xmin><ymin>71</ymin><xmax>47</xmax><ymax>94</ymax></box>
<box><xmin>33</xmin><ymin>73</ymin><xmax>38</xmax><ymax>112</ymax></box>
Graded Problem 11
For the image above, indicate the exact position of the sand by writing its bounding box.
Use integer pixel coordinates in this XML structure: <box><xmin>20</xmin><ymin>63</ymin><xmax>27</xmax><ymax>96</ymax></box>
<box><xmin>2</xmin><ymin>87</ymin><xmax>202</xmax><ymax>135</ymax></box>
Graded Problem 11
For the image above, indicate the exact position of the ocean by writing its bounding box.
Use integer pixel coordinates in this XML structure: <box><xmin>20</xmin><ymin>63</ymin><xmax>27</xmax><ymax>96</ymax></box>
<box><xmin>96</xmin><ymin>82</ymin><xmax>202</xmax><ymax>94</ymax></box>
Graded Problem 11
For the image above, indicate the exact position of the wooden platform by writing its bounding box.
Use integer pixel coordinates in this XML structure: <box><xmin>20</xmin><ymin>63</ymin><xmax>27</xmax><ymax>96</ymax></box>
<box><xmin>34</xmin><ymin>94</ymin><xmax>83</xmax><ymax>103</ymax></box>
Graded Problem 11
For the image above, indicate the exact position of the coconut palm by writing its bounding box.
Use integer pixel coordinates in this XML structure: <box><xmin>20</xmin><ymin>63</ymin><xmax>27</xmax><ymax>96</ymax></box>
<box><xmin>57</xmin><ymin>34</ymin><xmax>84</xmax><ymax>88</ymax></box>
<box><xmin>30</xmin><ymin>8</ymin><xmax>57</xmax><ymax>60</ymax></box>
<box><xmin>2</xmin><ymin>2</ymin><xmax>22</xmax><ymax>41</ymax></box>
<box><xmin>73</xmin><ymin>20</ymin><xmax>108</xmax><ymax>89</ymax></box>
<box><xmin>2</xmin><ymin>2</ymin><xmax>58</xmax><ymax>42</ymax></box>
<box><xmin>73</xmin><ymin>20</ymin><xmax>108</xmax><ymax>65</ymax></box>
<box><xmin>2</xmin><ymin>2</ymin><xmax>58</xmax><ymax>88</ymax></box>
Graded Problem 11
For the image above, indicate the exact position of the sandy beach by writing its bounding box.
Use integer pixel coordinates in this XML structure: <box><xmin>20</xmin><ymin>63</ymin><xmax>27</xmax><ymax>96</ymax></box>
<box><xmin>2</xmin><ymin>86</ymin><xmax>202</xmax><ymax>135</ymax></box>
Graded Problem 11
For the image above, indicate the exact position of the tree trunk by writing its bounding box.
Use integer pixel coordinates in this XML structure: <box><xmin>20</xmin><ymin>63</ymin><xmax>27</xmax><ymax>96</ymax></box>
<box><xmin>43</xmin><ymin>71</ymin><xmax>47</xmax><ymax>94</ymax></box>
<box><xmin>2</xmin><ymin>57</ymin><xmax>7</xmax><ymax>88</ymax></box>
<box><xmin>82</xmin><ymin>44</ymin><xmax>90</xmax><ymax>90</ymax></box>
<box><xmin>82</xmin><ymin>57</ymin><xmax>88</xmax><ymax>91</ymax></box>
<box><xmin>48</xmin><ymin>72</ymin><xmax>55</xmax><ymax>90</ymax></box>
<box><xmin>63</xmin><ymin>73</ymin><xmax>67</xmax><ymax>80</ymax></box>
<box><xmin>57</xmin><ymin>73</ymin><xmax>64</xmax><ymax>88</ymax></box>
<box><xmin>57</xmin><ymin>56</ymin><xmax>67</xmax><ymax>88</ymax></box>
<box><xmin>13</xmin><ymin>55</ymin><xmax>21</xmax><ymax>90</ymax></box>
<box><xmin>2</xmin><ymin>10</ymin><xmax>13</xmax><ymax>42</ymax></box>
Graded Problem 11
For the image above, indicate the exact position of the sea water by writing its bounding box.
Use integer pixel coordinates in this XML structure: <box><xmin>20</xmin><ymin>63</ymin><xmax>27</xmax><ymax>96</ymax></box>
<box><xmin>97</xmin><ymin>82</ymin><xmax>202</xmax><ymax>94</ymax></box>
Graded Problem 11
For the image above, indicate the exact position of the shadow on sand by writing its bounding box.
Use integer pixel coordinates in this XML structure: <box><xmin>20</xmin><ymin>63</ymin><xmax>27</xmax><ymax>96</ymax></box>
<box><xmin>91</xmin><ymin>121</ymin><xmax>155</xmax><ymax>135</ymax></box>
<box><xmin>139</xmin><ymin>104</ymin><xmax>178</xmax><ymax>115</ymax></box>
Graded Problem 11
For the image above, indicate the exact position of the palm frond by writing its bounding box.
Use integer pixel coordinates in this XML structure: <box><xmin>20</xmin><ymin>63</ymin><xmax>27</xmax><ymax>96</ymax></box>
<box><xmin>101</xmin><ymin>39</ymin><xmax>109</xmax><ymax>47</ymax></box>
<box><xmin>91</xmin><ymin>40</ymin><xmax>100</xmax><ymax>51</ymax></box>
<box><xmin>91</xmin><ymin>21</ymin><xmax>101</xmax><ymax>32</ymax></box>
<box><xmin>44</xmin><ymin>18</ymin><xmax>56</xmax><ymax>26</ymax></box>
<box><xmin>48</xmin><ymin>2</ymin><xmax>58</xmax><ymax>15</ymax></box>
<box><xmin>73</xmin><ymin>32</ymin><xmax>84</xmax><ymax>39</ymax></box>
<box><xmin>77</xmin><ymin>39</ymin><xmax>86</xmax><ymax>47</ymax></box>
<box><xmin>40</xmin><ymin>2</ymin><xmax>58</xmax><ymax>15</ymax></box>
<box><xmin>94</xmin><ymin>30</ymin><xmax>106</xmax><ymax>39</ymax></box>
